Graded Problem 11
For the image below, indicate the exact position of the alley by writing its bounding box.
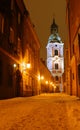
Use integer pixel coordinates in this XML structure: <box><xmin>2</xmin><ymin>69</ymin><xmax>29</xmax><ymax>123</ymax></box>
<box><xmin>0</xmin><ymin>93</ymin><xmax>80</xmax><ymax>130</ymax></box>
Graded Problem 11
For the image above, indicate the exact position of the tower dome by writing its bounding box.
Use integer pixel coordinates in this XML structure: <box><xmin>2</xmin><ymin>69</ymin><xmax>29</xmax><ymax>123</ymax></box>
<box><xmin>48</xmin><ymin>33</ymin><xmax>62</xmax><ymax>43</ymax></box>
<box><xmin>49</xmin><ymin>19</ymin><xmax>62</xmax><ymax>43</ymax></box>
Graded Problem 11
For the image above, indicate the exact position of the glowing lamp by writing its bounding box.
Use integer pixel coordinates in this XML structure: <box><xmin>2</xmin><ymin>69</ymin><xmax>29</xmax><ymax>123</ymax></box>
<box><xmin>45</xmin><ymin>81</ymin><xmax>48</xmax><ymax>84</ymax></box>
<box><xmin>13</xmin><ymin>64</ymin><xmax>17</xmax><ymax>68</ymax></box>
<box><xmin>41</xmin><ymin>76</ymin><xmax>44</xmax><ymax>80</ymax></box>
<box><xmin>26</xmin><ymin>63</ymin><xmax>31</xmax><ymax>69</ymax></box>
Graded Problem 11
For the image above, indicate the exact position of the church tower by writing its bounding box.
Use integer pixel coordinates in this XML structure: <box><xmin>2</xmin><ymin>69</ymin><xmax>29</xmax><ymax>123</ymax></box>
<box><xmin>46</xmin><ymin>19</ymin><xmax>64</xmax><ymax>92</ymax></box>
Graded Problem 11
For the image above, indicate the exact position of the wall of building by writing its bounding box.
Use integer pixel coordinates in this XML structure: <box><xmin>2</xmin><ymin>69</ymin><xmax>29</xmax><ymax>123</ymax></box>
<box><xmin>40</xmin><ymin>59</ymin><xmax>55</xmax><ymax>93</ymax></box>
<box><xmin>66</xmin><ymin>0</ymin><xmax>80</xmax><ymax>97</ymax></box>
<box><xmin>21</xmin><ymin>14</ymin><xmax>41</xmax><ymax>97</ymax></box>
<box><xmin>0</xmin><ymin>0</ymin><xmax>41</xmax><ymax>99</ymax></box>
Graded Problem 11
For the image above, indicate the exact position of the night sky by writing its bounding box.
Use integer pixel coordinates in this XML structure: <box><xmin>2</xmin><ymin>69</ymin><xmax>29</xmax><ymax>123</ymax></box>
<box><xmin>23</xmin><ymin>0</ymin><xmax>67</xmax><ymax>61</ymax></box>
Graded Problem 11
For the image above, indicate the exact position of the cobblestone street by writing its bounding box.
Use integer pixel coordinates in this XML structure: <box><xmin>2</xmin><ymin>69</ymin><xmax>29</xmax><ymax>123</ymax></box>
<box><xmin>0</xmin><ymin>93</ymin><xmax>80</xmax><ymax>130</ymax></box>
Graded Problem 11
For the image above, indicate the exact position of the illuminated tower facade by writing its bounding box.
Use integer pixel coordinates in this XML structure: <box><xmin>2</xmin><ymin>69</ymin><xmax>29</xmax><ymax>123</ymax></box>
<box><xmin>46</xmin><ymin>19</ymin><xmax>64</xmax><ymax>92</ymax></box>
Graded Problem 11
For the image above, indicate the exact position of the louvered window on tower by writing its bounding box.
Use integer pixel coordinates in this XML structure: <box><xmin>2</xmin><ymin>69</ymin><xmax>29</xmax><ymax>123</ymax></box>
<box><xmin>55</xmin><ymin>63</ymin><xmax>58</xmax><ymax>69</ymax></box>
<box><xmin>55</xmin><ymin>50</ymin><xmax>58</xmax><ymax>55</ymax></box>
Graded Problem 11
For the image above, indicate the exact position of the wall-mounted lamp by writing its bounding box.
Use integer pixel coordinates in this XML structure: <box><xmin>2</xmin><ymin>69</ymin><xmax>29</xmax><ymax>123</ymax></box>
<box><xmin>21</xmin><ymin>62</ymin><xmax>31</xmax><ymax>72</ymax></box>
<box><xmin>26</xmin><ymin>63</ymin><xmax>31</xmax><ymax>69</ymax></box>
<box><xmin>45</xmin><ymin>81</ymin><xmax>48</xmax><ymax>84</ymax></box>
<box><xmin>41</xmin><ymin>76</ymin><xmax>44</xmax><ymax>80</ymax></box>
<box><xmin>13</xmin><ymin>63</ymin><xmax>17</xmax><ymax>68</ymax></box>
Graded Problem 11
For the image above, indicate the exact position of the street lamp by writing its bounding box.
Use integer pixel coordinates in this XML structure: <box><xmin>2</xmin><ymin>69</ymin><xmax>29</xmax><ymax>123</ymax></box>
<box><xmin>21</xmin><ymin>62</ymin><xmax>31</xmax><ymax>72</ymax></box>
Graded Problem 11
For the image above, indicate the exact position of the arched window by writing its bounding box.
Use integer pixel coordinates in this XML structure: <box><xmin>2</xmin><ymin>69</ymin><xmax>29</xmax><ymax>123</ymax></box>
<box><xmin>55</xmin><ymin>50</ymin><xmax>58</xmax><ymax>55</ymax></box>
<box><xmin>55</xmin><ymin>63</ymin><xmax>58</xmax><ymax>69</ymax></box>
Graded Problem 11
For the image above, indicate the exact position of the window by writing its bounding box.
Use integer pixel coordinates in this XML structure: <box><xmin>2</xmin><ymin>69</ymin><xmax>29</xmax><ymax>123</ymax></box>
<box><xmin>17</xmin><ymin>38</ymin><xmax>21</xmax><ymax>55</ymax></box>
<box><xmin>55</xmin><ymin>63</ymin><xmax>58</xmax><ymax>69</ymax></box>
<box><xmin>78</xmin><ymin>64</ymin><xmax>80</xmax><ymax>85</ymax></box>
<box><xmin>72</xmin><ymin>73</ymin><xmax>74</xmax><ymax>80</ymax></box>
<box><xmin>9</xmin><ymin>27</ymin><xmax>14</xmax><ymax>43</ymax></box>
<box><xmin>11</xmin><ymin>0</ymin><xmax>14</xmax><ymax>10</ymax></box>
<box><xmin>55</xmin><ymin>50</ymin><xmax>58</xmax><ymax>55</ymax></box>
<box><xmin>78</xmin><ymin>34</ymin><xmax>80</xmax><ymax>56</ymax></box>
<box><xmin>0</xmin><ymin>13</ymin><xmax>4</xmax><ymax>33</ymax></box>
<box><xmin>73</xmin><ymin>44</ymin><xmax>74</xmax><ymax>54</ymax></box>
<box><xmin>7</xmin><ymin>64</ymin><xmax>13</xmax><ymax>87</ymax></box>
<box><xmin>18</xmin><ymin>13</ymin><xmax>21</xmax><ymax>24</ymax></box>
<box><xmin>0</xmin><ymin>60</ymin><xmax>3</xmax><ymax>85</ymax></box>
<box><xmin>55</xmin><ymin>76</ymin><xmax>58</xmax><ymax>81</ymax></box>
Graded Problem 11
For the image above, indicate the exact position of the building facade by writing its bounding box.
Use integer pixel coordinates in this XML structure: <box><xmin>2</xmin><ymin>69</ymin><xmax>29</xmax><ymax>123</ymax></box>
<box><xmin>40</xmin><ymin>59</ymin><xmax>55</xmax><ymax>93</ymax></box>
<box><xmin>66</xmin><ymin>0</ymin><xmax>80</xmax><ymax>97</ymax></box>
<box><xmin>0</xmin><ymin>0</ymin><xmax>40</xmax><ymax>99</ymax></box>
<box><xmin>46</xmin><ymin>19</ymin><xmax>64</xmax><ymax>92</ymax></box>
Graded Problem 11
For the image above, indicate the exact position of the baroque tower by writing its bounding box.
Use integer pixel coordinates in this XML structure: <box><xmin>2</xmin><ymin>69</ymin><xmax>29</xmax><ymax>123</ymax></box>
<box><xmin>46</xmin><ymin>19</ymin><xmax>64</xmax><ymax>92</ymax></box>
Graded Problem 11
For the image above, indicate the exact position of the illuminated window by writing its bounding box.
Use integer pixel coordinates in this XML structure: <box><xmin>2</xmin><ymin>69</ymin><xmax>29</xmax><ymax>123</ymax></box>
<box><xmin>55</xmin><ymin>63</ymin><xmax>58</xmax><ymax>69</ymax></box>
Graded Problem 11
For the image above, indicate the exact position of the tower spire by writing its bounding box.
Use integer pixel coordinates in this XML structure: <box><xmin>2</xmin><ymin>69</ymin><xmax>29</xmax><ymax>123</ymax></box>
<box><xmin>50</xmin><ymin>17</ymin><xmax>58</xmax><ymax>34</ymax></box>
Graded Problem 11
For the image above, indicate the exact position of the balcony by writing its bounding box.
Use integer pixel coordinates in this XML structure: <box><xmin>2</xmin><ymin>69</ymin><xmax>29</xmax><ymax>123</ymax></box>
<box><xmin>52</xmin><ymin>69</ymin><xmax>62</xmax><ymax>73</ymax></box>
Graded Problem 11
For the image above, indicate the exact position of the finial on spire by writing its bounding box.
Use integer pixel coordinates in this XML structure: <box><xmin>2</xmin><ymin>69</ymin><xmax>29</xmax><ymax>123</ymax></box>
<box><xmin>53</xmin><ymin>13</ymin><xmax>55</xmax><ymax>23</ymax></box>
